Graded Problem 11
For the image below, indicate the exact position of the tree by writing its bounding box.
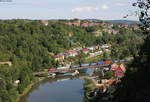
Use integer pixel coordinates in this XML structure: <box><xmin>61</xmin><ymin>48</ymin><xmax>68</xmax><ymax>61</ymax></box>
<box><xmin>110</xmin><ymin>1</ymin><xmax>150</xmax><ymax>102</ymax></box>
<box><xmin>133</xmin><ymin>0</ymin><xmax>150</xmax><ymax>31</ymax></box>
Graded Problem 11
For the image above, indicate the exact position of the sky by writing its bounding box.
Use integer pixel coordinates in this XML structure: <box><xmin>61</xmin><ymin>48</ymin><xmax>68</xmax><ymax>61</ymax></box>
<box><xmin>0</xmin><ymin>0</ymin><xmax>138</xmax><ymax>20</ymax></box>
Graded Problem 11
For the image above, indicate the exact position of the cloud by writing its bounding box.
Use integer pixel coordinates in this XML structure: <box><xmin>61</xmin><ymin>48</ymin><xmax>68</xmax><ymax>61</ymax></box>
<box><xmin>101</xmin><ymin>4</ymin><xmax>109</xmax><ymax>9</ymax></box>
<box><xmin>72</xmin><ymin>7</ymin><xmax>99</xmax><ymax>13</ymax></box>
<box><xmin>116</xmin><ymin>3</ymin><xmax>125</xmax><ymax>6</ymax></box>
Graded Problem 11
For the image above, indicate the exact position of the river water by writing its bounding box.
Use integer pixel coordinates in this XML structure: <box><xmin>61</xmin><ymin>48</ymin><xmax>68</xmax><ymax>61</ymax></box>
<box><xmin>19</xmin><ymin>78</ymin><xmax>88</xmax><ymax>102</ymax></box>
<box><xmin>19</xmin><ymin>68</ymin><xmax>95</xmax><ymax>102</ymax></box>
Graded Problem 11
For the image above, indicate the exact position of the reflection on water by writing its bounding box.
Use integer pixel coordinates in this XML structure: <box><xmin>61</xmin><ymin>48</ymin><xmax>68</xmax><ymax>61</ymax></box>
<box><xmin>86</xmin><ymin>68</ymin><xmax>95</xmax><ymax>76</ymax></box>
<box><xmin>19</xmin><ymin>78</ymin><xmax>88</xmax><ymax>102</ymax></box>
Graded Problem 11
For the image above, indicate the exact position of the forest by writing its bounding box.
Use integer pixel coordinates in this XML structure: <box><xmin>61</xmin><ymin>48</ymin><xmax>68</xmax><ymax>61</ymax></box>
<box><xmin>91</xmin><ymin>0</ymin><xmax>150</xmax><ymax>102</ymax></box>
<box><xmin>0</xmin><ymin>19</ymin><xmax>144</xmax><ymax>102</ymax></box>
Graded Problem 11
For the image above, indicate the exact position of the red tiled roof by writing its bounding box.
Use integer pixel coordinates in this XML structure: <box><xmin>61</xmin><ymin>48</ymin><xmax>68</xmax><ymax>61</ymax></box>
<box><xmin>82</xmin><ymin>48</ymin><xmax>89</xmax><ymax>52</ymax></box>
<box><xmin>48</xmin><ymin>68</ymin><xmax>56</xmax><ymax>71</ymax></box>
<box><xmin>119</xmin><ymin>64</ymin><xmax>126</xmax><ymax>72</ymax></box>
<box><xmin>67</xmin><ymin>50</ymin><xmax>77</xmax><ymax>54</ymax></box>
<box><xmin>114</xmin><ymin>68</ymin><xmax>125</xmax><ymax>77</ymax></box>
<box><xmin>54</xmin><ymin>54</ymin><xmax>64</xmax><ymax>58</ymax></box>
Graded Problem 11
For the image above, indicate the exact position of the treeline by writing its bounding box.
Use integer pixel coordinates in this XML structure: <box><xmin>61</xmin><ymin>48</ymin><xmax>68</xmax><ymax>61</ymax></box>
<box><xmin>93</xmin><ymin>33</ymin><xmax>150</xmax><ymax>102</ymax></box>
<box><xmin>91</xmin><ymin>0</ymin><xmax>150</xmax><ymax>101</ymax></box>
<box><xmin>111</xmin><ymin>32</ymin><xmax>150</xmax><ymax>102</ymax></box>
<box><xmin>0</xmin><ymin>19</ymin><xmax>143</xmax><ymax>102</ymax></box>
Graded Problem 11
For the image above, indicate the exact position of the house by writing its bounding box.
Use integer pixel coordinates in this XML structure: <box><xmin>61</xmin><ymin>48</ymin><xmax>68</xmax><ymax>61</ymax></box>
<box><xmin>72</xmin><ymin>20</ymin><xmax>81</xmax><ymax>26</ymax></box>
<box><xmin>147</xmin><ymin>27</ymin><xmax>150</xmax><ymax>30</ymax></box>
<box><xmin>96</xmin><ymin>84</ymin><xmax>107</xmax><ymax>93</ymax></box>
<box><xmin>14</xmin><ymin>80</ymin><xmax>20</xmax><ymax>84</ymax></box>
<box><xmin>66</xmin><ymin>50</ymin><xmax>78</xmax><ymax>57</ymax></box>
<box><xmin>111</xmin><ymin>63</ymin><xmax>119</xmax><ymax>71</ymax></box>
<box><xmin>72</xmin><ymin>22</ymin><xmax>80</xmax><ymax>26</ymax></box>
<box><xmin>89</xmin><ymin>50</ymin><xmax>103</xmax><ymax>57</ymax></box>
<box><xmin>54</xmin><ymin>53</ymin><xmax>65</xmax><ymax>61</ymax></box>
<box><xmin>94</xmin><ymin>51</ymin><xmax>103</xmax><ymax>55</ymax></box>
<box><xmin>92</xmin><ymin>30</ymin><xmax>103</xmax><ymax>37</ymax></box>
<box><xmin>120</xmin><ymin>24</ymin><xmax>129</xmax><ymax>28</ymax></box>
<box><xmin>81</xmin><ymin>22</ymin><xmax>89</xmax><ymax>27</ymax></box>
<box><xmin>96</xmin><ymin>79</ymin><xmax>118</xmax><ymax>93</ymax></box>
<box><xmin>103</xmin><ymin>28</ymin><xmax>112</xmax><ymax>34</ymax></box>
<box><xmin>64</xmin><ymin>22</ymin><xmax>72</xmax><ymax>26</ymax></box>
<box><xmin>87</xmin><ymin>46</ymin><xmax>95</xmax><ymax>51</ymax></box>
<box><xmin>101</xmin><ymin>79</ymin><xmax>108</xmax><ymax>84</ymax></box>
<box><xmin>119</xmin><ymin>64</ymin><xmax>126</xmax><ymax>72</ymax></box>
<box><xmin>41</xmin><ymin>21</ymin><xmax>49</xmax><ymax>26</ymax></box>
<box><xmin>131</xmin><ymin>24</ymin><xmax>140</xmax><ymax>30</ymax></box>
<box><xmin>112</xmin><ymin>29</ymin><xmax>118</xmax><ymax>35</ymax></box>
<box><xmin>113</xmin><ymin>64</ymin><xmax>126</xmax><ymax>78</ymax></box>
<box><xmin>95</xmin><ymin>45</ymin><xmax>101</xmax><ymax>50</ymax></box>
<box><xmin>72</xmin><ymin>47</ymin><xmax>82</xmax><ymax>51</ymax></box>
<box><xmin>89</xmin><ymin>53</ymin><xmax>96</xmax><ymax>57</ymax></box>
<box><xmin>0</xmin><ymin>61</ymin><xmax>12</xmax><ymax>66</ymax></box>
<box><xmin>104</xmin><ymin>49</ymin><xmax>111</xmax><ymax>52</ymax></box>
<box><xmin>114</xmin><ymin>68</ymin><xmax>125</xmax><ymax>78</ymax></box>
<box><xmin>101</xmin><ymin>44</ymin><xmax>111</xmax><ymax>49</ymax></box>
<box><xmin>82</xmin><ymin>48</ymin><xmax>90</xmax><ymax>54</ymax></box>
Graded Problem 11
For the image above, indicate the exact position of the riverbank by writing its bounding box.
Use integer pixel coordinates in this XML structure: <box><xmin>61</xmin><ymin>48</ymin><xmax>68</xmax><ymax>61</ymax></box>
<box><xmin>16</xmin><ymin>74</ymin><xmax>84</xmax><ymax>102</ymax></box>
<box><xmin>16</xmin><ymin>74</ymin><xmax>95</xmax><ymax>102</ymax></box>
<box><xmin>17</xmin><ymin>77</ymin><xmax>86</xmax><ymax>102</ymax></box>
<box><xmin>16</xmin><ymin>77</ymin><xmax>46</xmax><ymax>102</ymax></box>
<box><xmin>83</xmin><ymin>77</ymin><xmax>97</xmax><ymax>101</ymax></box>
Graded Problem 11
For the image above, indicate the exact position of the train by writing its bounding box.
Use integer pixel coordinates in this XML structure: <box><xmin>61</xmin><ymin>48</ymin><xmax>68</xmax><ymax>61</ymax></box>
<box><xmin>48</xmin><ymin>60</ymin><xmax>113</xmax><ymax>71</ymax></box>
<box><xmin>48</xmin><ymin>58</ymin><xmax>131</xmax><ymax>72</ymax></box>
<box><xmin>57</xmin><ymin>66</ymin><xmax>70</xmax><ymax>70</ymax></box>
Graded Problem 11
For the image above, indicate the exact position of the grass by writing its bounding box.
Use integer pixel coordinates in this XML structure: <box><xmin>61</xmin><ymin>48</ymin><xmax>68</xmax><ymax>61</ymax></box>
<box><xmin>84</xmin><ymin>55</ymin><xmax>103</xmax><ymax>63</ymax></box>
<box><xmin>16</xmin><ymin>77</ymin><xmax>46</xmax><ymax>102</ymax></box>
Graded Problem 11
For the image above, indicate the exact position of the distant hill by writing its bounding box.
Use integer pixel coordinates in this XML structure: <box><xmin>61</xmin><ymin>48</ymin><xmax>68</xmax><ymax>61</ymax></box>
<box><xmin>85</xmin><ymin>19</ymin><xmax>140</xmax><ymax>25</ymax></box>
<box><xmin>104</xmin><ymin>20</ymin><xmax>140</xmax><ymax>25</ymax></box>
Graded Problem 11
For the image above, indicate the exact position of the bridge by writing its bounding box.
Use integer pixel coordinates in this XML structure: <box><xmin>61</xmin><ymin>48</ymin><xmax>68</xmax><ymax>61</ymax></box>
<box><xmin>33</xmin><ymin>64</ymin><xmax>111</xmax><ymax>76</ymax></box>
<box><xmin>33</xmin><ymin>58</ymin><xmax>133</xmax><ymax>76</ymax></box>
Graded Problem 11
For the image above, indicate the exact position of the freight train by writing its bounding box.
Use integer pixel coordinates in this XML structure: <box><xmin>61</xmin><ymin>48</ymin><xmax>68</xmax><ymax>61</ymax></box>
<box><xmin>48</xmin><ymin>60</ymin><xmax>113</xmax><ymax>71</ymax></box>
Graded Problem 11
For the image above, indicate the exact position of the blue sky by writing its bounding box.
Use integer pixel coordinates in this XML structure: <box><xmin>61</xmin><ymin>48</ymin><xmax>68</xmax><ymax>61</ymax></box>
<box><xmin>0</xmin><ymin>0</ymin><xmax>138</xmax><ymax>20</ymax></box>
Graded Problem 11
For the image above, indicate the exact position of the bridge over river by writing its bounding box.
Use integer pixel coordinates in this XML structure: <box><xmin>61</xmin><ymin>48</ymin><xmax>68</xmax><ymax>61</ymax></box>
<box><xmin>33</xmin><ymin>64</ymin><xmax>110</xmax><ymax>76</ymax></box>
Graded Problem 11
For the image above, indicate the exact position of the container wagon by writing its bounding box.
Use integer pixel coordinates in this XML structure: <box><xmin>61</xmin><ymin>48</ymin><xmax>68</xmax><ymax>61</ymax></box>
<box><xmin>48</xmin><ymin>68</ymin><xmax>57</xmax><ymax>71</ymax></box>
<box><xmin>57</xmin><ymin>66</ymin><xmax>70</xmax><ymax>70</ymax></box>
<box><xmin>70</xmin><ymin>65</ymin><xmax>80</xmax><ymax>68</ymax></box>
<box><xmin>80</xmin><ymin>64</ymin><xmax>90</xmax><ymax>67</ymax></box>
<box><xmin>104</xmin><ymin>61</ymin><xmax>113</xmax><ymax>64</ymax></box>
<box><xmin>90</xmin><ymin>63</ymin><xmax>97</xmax><ymax>66</ymax></box>
<box><xmin>97</xmin><ymin>61</ymin><xmax>105</xmax><ymax>65</ymax></box>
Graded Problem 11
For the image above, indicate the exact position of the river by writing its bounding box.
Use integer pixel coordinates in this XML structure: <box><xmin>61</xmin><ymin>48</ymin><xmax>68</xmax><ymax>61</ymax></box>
<box><xmin>19</xmin><ymin>78</ymin><xmax>89</xmax><ymax>102</ymax></box>
<box><xmin>19</xmin><ymin>68</ymin><xmax>95</xmax><ymax>102</ymax></box>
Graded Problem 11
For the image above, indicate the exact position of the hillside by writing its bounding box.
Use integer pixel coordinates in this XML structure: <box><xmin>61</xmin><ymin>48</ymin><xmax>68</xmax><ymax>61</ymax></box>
<box><xmin>86</xmin><ymin>19</ymin><xmax>140</xmax><ymax>24</ymax></box>
<box><xmin>104</xmin><ymin>20</ymin><xmax>140</xmax><ymax>24</ymax></box>
<box><xmin>0</xmin><ymin>19</ymin><xmax>144</xmax><ymax>102</ymax></box>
